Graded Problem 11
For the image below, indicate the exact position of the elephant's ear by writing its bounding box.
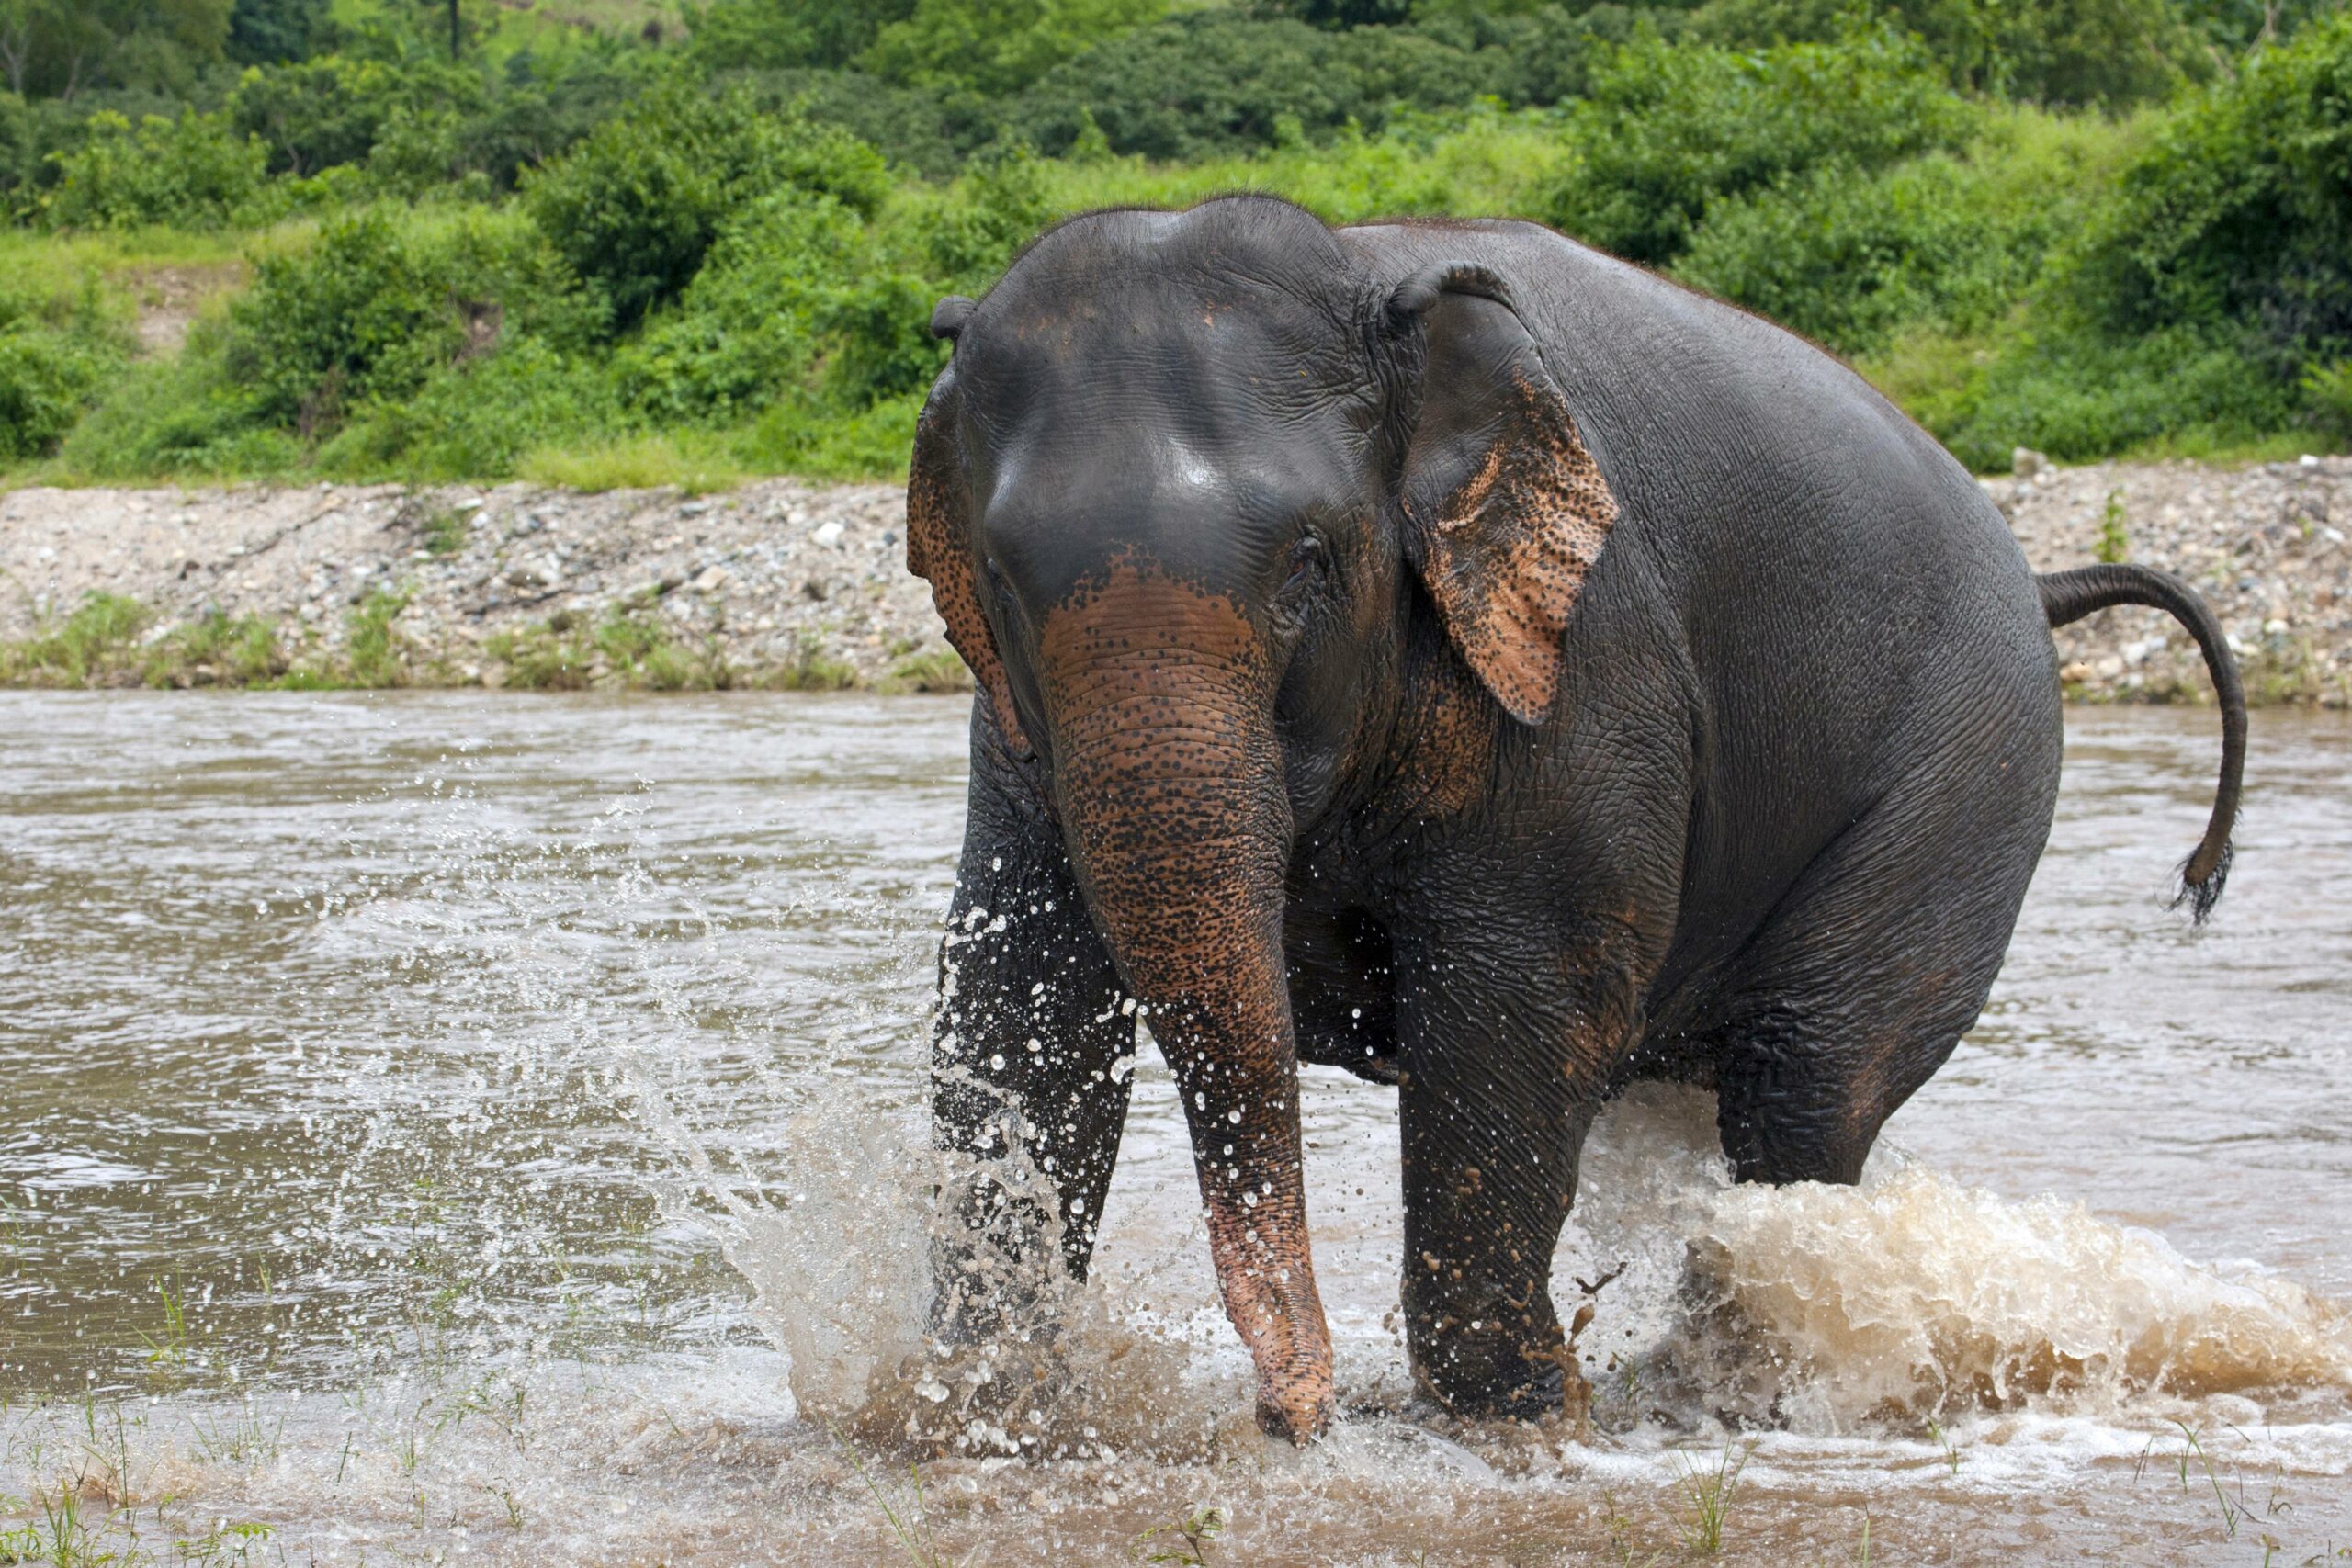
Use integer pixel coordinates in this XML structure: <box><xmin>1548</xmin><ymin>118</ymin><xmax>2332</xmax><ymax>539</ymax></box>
<box><xmin>908</xmin><ymin>378</ymin><xmax>1031</xmax><ymax>755</ymax></box>
<box><xmin>1393</xmin><ymin>264</ymin><xmax>1619</xmax><ymax>727</ymax></box>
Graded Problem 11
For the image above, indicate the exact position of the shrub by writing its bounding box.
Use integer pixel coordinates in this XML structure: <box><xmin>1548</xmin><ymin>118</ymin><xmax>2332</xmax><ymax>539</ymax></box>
<box><xmin>737</xmin><ymin>389</ymin><xmax>925</xmax><ymax>480</ymax></box>
<box><xmin>227</xmin><ymin>208</ymin><xmax>601</xmax><ymax>436</ymax></box>
<box><xmin>1677</xmin><ymin>157</ymin><xmax>2018</xmax><ymax>355</ymax></box>
<box><xmin>1508</xmin><ymin>4</ymin><xmax>1676</xmax><ymax>106</ymax></box>
<box><xmin>685</xmin><ymin>0</ymin><xmax>917</xmax><ymax>72</ymax></box>
<box><xmin>1546</xmin><ymin>25</ymin><xmax>1977</xmax><ymax>266</ymax></box>
<box><xmin>451</xmin><ymin>51</ymin><xmax>654</xmax><ymax>191</ymax></box>
<box><xmin>0</xmin><ymin>288</ymin><xmax>121</xmax><ymax>464</ymax></box>
<box><xmin>893</xmin><ymin>144</ymin><xmax>1052</xmax><ymax>293</ymax></box>
<box><xmin>2304</xmin><ymin>358</ymin><xmax>2352</xmax><ymax>445</ymax></box>
<box><xmin>724</xmin><ymin>67</ymin><xmax>967</xmax><ymax>175</ymax></box>
<box><xmin>227</xmin><ymin>56</ymin><xmax>390</xmax><ymax>175</ymax></box>
<box><xmin>616</xmin><ymin>191</ymin><xmax>870</xmax><ymax>422</ymax></box>
<box><xmin>1883</xmin><ymin>319</ymin><xmax>2297</xmax><ymax>471</ymax></box>
<box><xmin>44</xmin><ymin>111</ymin><xmax>268</xmax><ymax>231</ymax></box>
<box><xmin>226</xmin><ymin>0</ymin><xmax>335</xmax><ymax>66</ymax></box>
<box><xmin>521</xmin><ymin>80</ymin><xmax>889</xmax><ymax>330</ymax></box>
<box><xmin>1675</xmin><ymin>111</ymin><xmax>2134</xmax><ymax>355</ymax></box>
<box><xmin>861</xmin><ymin>0</ymin><xmax>1164</xmax><ymax>99</ymax></box>
<box><xmin>0</xmin><ymin>91</ymin><xmax>31</xmax><ymax>210</ymax></box>
<box><xmin>320</xmin><ymin>337</ymin><xmax>616</xmax><ymax>480</ymax></box>
<box><xmin>1689</xmin><ymin>0</ymin><xmax>2207</xmax><ymax>108</ymax></box>
<box><xmin>2069</xmin><ymin>13</ymin><xmax>2352</xmax><ymax>376</ymax></box>
<box><xmin>1009</xmin><ymin>12</ymin><xmax>1502</xmax><ymax>159</ymax></box>
<box><xmin>51</xmin><ymin>321</ymin><xmax>300</xmax><ymax>481</ymax></box>
<box><xmin>0</xmin><ymin>321</ymin><xmax>111</xmax><ymax>461</ymax></box>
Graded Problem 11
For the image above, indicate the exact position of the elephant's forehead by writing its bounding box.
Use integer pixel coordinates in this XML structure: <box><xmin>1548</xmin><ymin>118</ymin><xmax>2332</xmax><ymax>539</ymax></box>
<box><xmin>960</xmin><ymin>278</ymin><xmax>1361</xmax><ymax>435</ymax></box>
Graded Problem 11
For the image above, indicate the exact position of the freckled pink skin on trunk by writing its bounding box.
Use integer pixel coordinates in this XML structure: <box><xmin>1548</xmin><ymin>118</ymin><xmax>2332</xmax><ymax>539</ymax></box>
<box><xmin>1037</xmin><ymin>561</ymin><xmax>1336</xmax><ymax>1443</ymax></box>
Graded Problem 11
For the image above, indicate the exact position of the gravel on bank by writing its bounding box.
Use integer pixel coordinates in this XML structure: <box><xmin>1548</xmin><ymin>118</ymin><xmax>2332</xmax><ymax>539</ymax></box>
<box><xmin>0</xmin><ymin>479</ymin><xmax>961</xmax><ymax>691</ymax></box>
<box><xmin>1991</xmin><ymin>450</ymin><xmax>2351</xmax><ymax>706</ymax></box>
<box><xmin>2</xmin><ymin>455</ymin><xmax>2347</xmax><ymax>703</ymax></box>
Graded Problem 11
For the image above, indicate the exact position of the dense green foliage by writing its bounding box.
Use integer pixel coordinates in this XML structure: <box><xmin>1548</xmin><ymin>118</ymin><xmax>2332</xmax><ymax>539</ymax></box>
<box><xmin>2</xmin><ymin>0</ymin><xmax>2348</xmax><ymax>488</ymax></box>
<box><xmin>1548</xmin><ymin>27</ymin><xmax>1977</xmax><ymax>266</ymax></box>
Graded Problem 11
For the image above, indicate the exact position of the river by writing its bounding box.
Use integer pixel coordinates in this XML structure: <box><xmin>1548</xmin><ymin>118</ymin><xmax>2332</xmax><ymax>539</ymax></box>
<box><xmin>2</xmin><ymin>693</ymin><xmax>2347</xmax><ymax>1564</ymax></box>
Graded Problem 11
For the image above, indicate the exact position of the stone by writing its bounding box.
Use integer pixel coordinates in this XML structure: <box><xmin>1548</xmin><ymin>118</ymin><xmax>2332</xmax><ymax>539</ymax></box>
<box><xmin>2013</xmin><ymin>447</ymin><xmax>2049</xmax><ymax>479</ymax></box>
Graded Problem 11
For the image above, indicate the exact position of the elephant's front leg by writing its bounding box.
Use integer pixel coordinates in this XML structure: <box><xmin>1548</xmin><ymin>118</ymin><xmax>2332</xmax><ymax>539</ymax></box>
<box><xmin>930</xmin><ymin>734</ymin><xmax>1136</xmax><ymax>1346</ymax></box>
<box><xmin>1395</xmin><ymin>926</ymin><xmax>1644</xmax><ymax>1420</ymax></box>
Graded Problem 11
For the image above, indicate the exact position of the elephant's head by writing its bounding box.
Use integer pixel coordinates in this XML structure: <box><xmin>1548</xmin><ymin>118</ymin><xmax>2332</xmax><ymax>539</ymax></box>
<box><xmin>907</xmin><ymin>197</ymin><xmax>1617</xmax><ymax>1440</ymax></box>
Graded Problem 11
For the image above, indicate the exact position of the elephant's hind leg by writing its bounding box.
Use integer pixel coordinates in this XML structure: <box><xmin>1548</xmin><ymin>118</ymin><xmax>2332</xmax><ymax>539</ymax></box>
<box><xmin>1707</xmin><ymin>732</ymin><xmax>2057</xmax><ymax>1187</ymax></box>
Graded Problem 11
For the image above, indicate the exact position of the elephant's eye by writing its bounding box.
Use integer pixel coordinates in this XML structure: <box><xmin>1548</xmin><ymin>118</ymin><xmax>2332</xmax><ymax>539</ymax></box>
<box><xmin>1277</xmin><ymin>535</ymin><xmax>1328</xmax><ymax>605</ymax></box>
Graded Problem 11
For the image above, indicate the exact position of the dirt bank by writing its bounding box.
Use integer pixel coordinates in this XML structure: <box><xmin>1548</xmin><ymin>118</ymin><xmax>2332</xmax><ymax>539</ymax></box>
<box><xmin>2</xmin><ymin>456</ymin><xmax>2347</xmax><ymax>701</ymax></box>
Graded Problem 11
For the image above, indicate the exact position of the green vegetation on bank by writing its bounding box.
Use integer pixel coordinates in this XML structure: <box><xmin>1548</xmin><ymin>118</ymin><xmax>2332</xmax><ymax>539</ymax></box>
<box><xmin>0</xmin><ymin>583</ymin><xmax>983</xmax><ymax>692</ymax></box>
<box><xmin>2</xmin><ymin>0</ymin><xmax>2349</xmax><ymax>491</ymax></box>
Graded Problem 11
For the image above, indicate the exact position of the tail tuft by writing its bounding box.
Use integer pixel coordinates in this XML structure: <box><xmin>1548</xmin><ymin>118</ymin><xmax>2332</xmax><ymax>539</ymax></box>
<box><xmin>2171</xmin><ymin>839</ymin><xmax>2233</xmax><ymax>926</ymax></box>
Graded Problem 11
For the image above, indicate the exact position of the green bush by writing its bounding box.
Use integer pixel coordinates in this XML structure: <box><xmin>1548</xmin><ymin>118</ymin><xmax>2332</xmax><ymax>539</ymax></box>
<box><xmin>1893</xmin><ymin>319</ymin><xmax>2298</xmax><ymax>470</ymax></box>
<box><xmin>2070</xmin><ymin>12</ymin><xmax>2352</xmax><ymax>374</ymax></box>
<box><xmin>227</xmin><ymin>0</ymin><xmax>335</xmax><ymax>65</ymax></box>
<box><xmin>226</xmin><ymin>56</ymin><xmax>391</xmax><ymax>175</ymax></box>
<box><xmin>51</xmin><ymin>323</ymin><xmax>299</xmax><ymax>481</ymax></box>
<box><xmin>725</xmin><ymin>67</ymin><xmax>967</xmax><ymax>175</ymax></box>
<box><xmin>2305</xmin><ymin>358</ymin><xmax>2352</xmax><ymax>445</ymax></box>
<box><xmin>521</xmin><ymin>80</ymin><xmax>890</xmax><ymax>330</ymax></box>
<box><xmin>894</xmin><ymin>143</ymin><xmax>1053</xmax><ymax>291</ymax></box>
<box><xmin>1676</xmin><ymin>156</ymin><xmax>2019</xmax><ymax>355</ymax></box>
<box><xmin>226</xmin><ymin>208</ymin><xmax>600</xmax><ymax>434</ymax></box>
<box><xmin>1675</xmin><ymin>112</ymin><xmax>2133</xmax><ymax>355</ymax></box>
<box><xmin>44</xmin><ymin>110</ymin><xmax>268</xmax><ymax>230</ymax></box>
<box><xmin>320</xmin><ymin>337</ymin><xmax>616</xmax><ymax>480</ymax></box>
<box><xmin>685</xmin><ymin>0</ymin><xmax>917</xmax><ymax>72</ymax></box>
<box><xmin>1507</xmin><ymin>5</ymin><xmax>1676</xmax><ymax>105</ymax></box>
<box><xmin>1009</xmin><ymin>13</ymin><xmax>1501</xmax><ymax>159</ymax></box>
<box><xmin>1689</xmin><ymin>0</ymin><xmax>2207</xmax><ymax>108</ymax></box>
<box><xmin>1547</xmin><ymin>25</ymin><xmax>1978</xmax><ymax>266</ymax></box>
<box><xmin>616</xmin><ymin>191</ymin><xmax>872</xmax><ymax>422</ymax></box>
<box><xmin>862</xmin><ymin>0</ymin><xmax>1164</xmax><ymax>99</ymax></box>
<box><xmin>0</xmin><ymin>321</ymin><xmax>110</xmax><ymax>461</ymax></box>
<box><xmin>0</xmin><ymin>91</ymin><xmax>31</xmax><ymax>212</ymax></box>
<box><xmin>0</xmin><ymin>286</ymin><xmax>122</xmax><ymax>464</ymax></box>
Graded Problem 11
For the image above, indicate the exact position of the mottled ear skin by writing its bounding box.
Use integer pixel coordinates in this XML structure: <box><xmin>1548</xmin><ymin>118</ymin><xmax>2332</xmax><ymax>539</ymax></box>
<box><xmin>1393</xmin><ymin>267</ymin><xmax>1619</xmax><ymax>727</ymax></box>
<box><xmin>907</xmin><ymin>380</ymin><xmax>1031</xmax><ymax>754</ymax></box>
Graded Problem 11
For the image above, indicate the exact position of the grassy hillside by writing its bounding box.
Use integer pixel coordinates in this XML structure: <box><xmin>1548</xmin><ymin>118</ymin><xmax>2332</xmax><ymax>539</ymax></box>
<box><xmin>4</xmin><ymin>0</ymin><xmax>2349</xmax><ymax>492</ymax></box>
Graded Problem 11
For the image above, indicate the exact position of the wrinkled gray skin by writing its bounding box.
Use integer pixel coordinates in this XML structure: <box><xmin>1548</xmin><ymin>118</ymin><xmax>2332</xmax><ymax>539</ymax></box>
<box><xmin>909</xmin><ymin>197</ymin><xmax>2237</xmax><ymax>1444</ymax></box>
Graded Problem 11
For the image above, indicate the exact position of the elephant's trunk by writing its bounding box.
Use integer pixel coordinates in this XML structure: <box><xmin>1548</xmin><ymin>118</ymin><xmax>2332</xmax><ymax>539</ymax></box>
<box><xmin>1036</xmin><ymin>563</ymin><xmax>1334</xmax><ymax>1442</ymax></box>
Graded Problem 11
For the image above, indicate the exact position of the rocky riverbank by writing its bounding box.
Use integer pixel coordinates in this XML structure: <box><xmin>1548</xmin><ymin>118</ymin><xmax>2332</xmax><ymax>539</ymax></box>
<box><xmin>2</xmin><ymin>455</ymin><xmax>2347</xmax><ymax>702</ymax></box>
<box><xmin>1991</xmin><ymin>451</ymin><xmax>2351</xmax><ymax>707</ymax></box>
<box><xmin>0</xmin><ymin>479</ymin><xmax>960</xmax><ymax>692</ymax></box>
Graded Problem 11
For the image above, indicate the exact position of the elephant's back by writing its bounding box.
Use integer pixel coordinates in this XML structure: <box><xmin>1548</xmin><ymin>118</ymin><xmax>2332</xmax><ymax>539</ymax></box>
<box><xmin>1343</xmin><ymin>217</ymin><xmax>2064</xmax><ymax>967</ymax></box>
<box><xmin>1342</xmin><ymin>215</ymin><xmax>2055</xmax><ymax>729</ymax></box>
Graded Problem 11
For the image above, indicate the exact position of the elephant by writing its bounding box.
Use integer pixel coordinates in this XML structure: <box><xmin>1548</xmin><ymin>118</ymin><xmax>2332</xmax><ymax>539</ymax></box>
<box><xmin>904</xmin><ymin>195</ymin><xmax>2245</xmax><ymax>1444</ymax></box>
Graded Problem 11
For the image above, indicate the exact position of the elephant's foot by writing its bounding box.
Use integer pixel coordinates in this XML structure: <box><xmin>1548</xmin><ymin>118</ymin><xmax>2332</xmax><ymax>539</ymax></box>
<box><xmin>1406</xmin><ymin>1303</ymin><xmax>1584</xmax><ymax>1424</ymax></box>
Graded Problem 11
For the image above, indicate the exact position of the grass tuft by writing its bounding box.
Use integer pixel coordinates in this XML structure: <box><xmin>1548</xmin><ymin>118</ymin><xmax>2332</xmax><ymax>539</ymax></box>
<box><xmin>517</xmin><ymin>433</ymin><xmax>747</xmax><ymax>496</ymax></box>
<box><xmin>1672</xmin><ymin>1438</ymin><xmax>1753</xmax><ymax>1555</ymax></box>
<box><xmin>884</xmin><ymin>647</ymin><xmax>972</xmax><ymax>694</ymax></box>
<box><xmin>766</xmin><ymin>634</ymin><xmax>858</xmax><ymax>692</ymax></box>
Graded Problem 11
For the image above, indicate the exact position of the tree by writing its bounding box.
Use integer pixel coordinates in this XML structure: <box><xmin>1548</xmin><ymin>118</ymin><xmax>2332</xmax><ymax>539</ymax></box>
<box><xmin>226</xmin><ymin>0</ymin><xmax>334</xmax><ymax>65</ymax></box>
<box><xmin>861</xmin><ymin>0</ymin><xmax>1164</xmax><ymax>98</ymax></box>
<box><xmin>0</xmin><ymin>0</ymin><xmax>231</xmax><ymax>98</ymax></box>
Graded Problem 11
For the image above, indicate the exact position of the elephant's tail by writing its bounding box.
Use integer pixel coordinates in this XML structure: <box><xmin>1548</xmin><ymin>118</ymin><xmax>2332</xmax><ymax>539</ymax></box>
<box><xmin>2038</xmin><ymin>564</ymin><xmax>2245</xmax><ymax>922</ymax></box>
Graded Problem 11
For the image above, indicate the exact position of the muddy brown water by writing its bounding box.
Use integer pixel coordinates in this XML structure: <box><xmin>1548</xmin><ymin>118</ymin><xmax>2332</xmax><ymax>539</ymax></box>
<box><xmin>1</xmin><ymin>694</ymin><xmax>2347</xmax><ymax>1565</ymax></box>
